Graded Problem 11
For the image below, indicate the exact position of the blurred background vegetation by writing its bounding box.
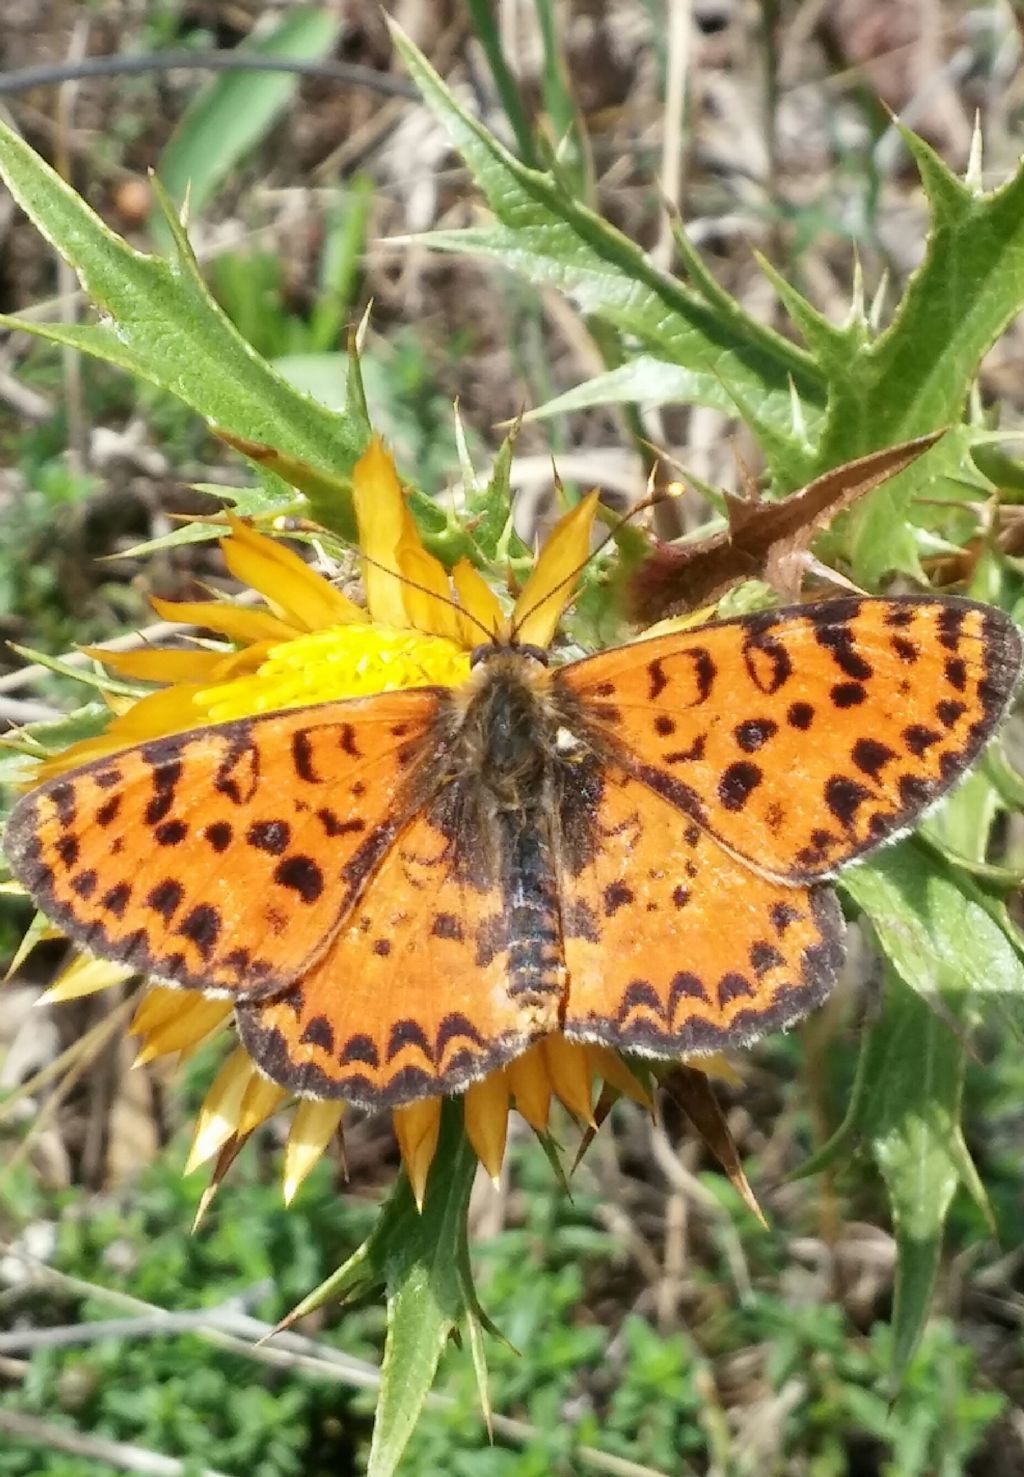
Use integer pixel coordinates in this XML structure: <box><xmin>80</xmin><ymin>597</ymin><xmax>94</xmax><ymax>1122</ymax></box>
<box><xmin>2</xmin><ymin>2</ymin><xmax>1024</xmax><ymax>1474</ymax></box>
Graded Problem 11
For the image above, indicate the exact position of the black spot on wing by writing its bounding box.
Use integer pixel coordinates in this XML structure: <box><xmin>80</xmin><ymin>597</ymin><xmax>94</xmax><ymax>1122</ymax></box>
<box><xmin>852</xmin><ymin>737</ymin><xmax>896</xmax><ymax>778</ymax></box>
<box><xmin>938</xmin><ymin>605</ymin><xmax>965</xmax><ymax>651</ymax></box>
<box><xmin>340</xmin><ymin>1033</ymin><xmax>379</xmax><ymax>1068</ymax></box>
<box><xmin>814</xmin><ymin>620</ymin><xmax>873</xmax><ymax>680</ymax></box>
<box><xmin>300</xmin><ymin>1015</ymin><xmax>336</xmax><ymax>1053</ymax></box>
<box><xmin>891</xmin><ymin>635</ymin><xmax>919</xmax><ymax>663</ymax></box>
<box><xmin>734</xmin><ymin>718</ymin><xmax>777</xmax><ymax>752</ymax></box>
<box><xmin>668</xmin><ymin>971</ymin><xmax>709</xmax><ymax>1007</ymax></box>
<box><xmin>179</xmin><ymin>904</ymin><xmax>220</xmax><ymax>960</ymax></box>
<box><xmin>154</xmin><ymin>819</ymin><xmax>188</xmax><ymax>846</ymax></box>
<box><xmin>215</xmin><ymin>731</ymin><xmax>259</xmax><ymax>805</ymax></box>
<box><xmin>944</xmin><ymin>657</ymin><xmax>967</xmax><ymax>691</ymax></box>
<box><xmin>146</xmin><ymin>878</ymin><xmax>184</xmax><ymax>921</ymax></box>
<box><xmin>49</xmin><ymin>782</ymin><xmax>77</xmax><ymax>826</ymax></box>
<box><xmin>903</xmin><ymin>725</ymin><xmax>941</xmax><ymax>757</ymax></box>
<box><xmin>292</xmin><ymin>729</ymin><xmax>320</xmax><ymax>783</ymax></box>
<box><xmin>603</xmin><ymin>881</ymin><xmax>634</xmax><ymax>917</ymax></box>
<box><xmin>274</xmin><ymin>855</ymin><xmax>324</xmax><ymax>904</ymax></box>
<box><xmin>96</xmin><ymin>795</ymin><xmax>121</xmax><ymax>828</ymax></box>
<box><xmin>770</xmin><ymin>901</ymin><xmax>800</xmax><ymax>936</ymax></box>
<box><xmin>936</xmin><ymin>699</ymin><xmax>966</xmax><ymax>729</ymax></box>
<box><xmin>750</xmin><ymin>940</ymin><xmax>784</xmax><ymax>975</ymax></box>
<box><xmin>647</xmin><ymin>660</ymin><xmax>668</xmax><ymax>700</ymax></box>
<box><xmin>718</xmin><ymin>761</ymin><xmax>762</xmax><ymax>812</ymax></box>
<box><xmin>717</xmin><ymin>972</ymin><xmax>754</xmax><ymax>1007</ymax></box>
<box><xmin>824</xmin><ymin>774</ymin><xmax>872</xmax><ymax>829</ymax></box>
<box><xmin>204</xmin><ymin>821</ymin><xmax>233</xmax><ymax>852</ymax></box>
<box><xmin>386</xmin><ymin>1018</ymin><xmax>431</xmax><ymax>1062</ymax></box>
<box><xmin>71</xmin><ymin>869</ymin><xmax>98</xmax><ymax>899</ymax></box>
<box><xmin>432</xmin><ymin>912</ymin><xmax>464</xmax><ymax>941</ymax></box>
<box><xmin>247</xmin><ymin>819</ymin><xmax>291</xmax><ymax>854</ymax></box>
<box><xmin>101</xmin><ymin>882</ymin><xmax>132</xmax><ymax>918</ymax></box>
<box><xmin>742</xmin><ymin>631</ymin><xmax>793</xmax><ymax>694</ymax></box>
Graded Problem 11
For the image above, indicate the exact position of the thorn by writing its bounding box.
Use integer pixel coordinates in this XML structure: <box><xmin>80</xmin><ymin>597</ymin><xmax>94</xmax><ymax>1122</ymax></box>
<box><xmin>965</xmin><ymin>112</ymin><xmax>984</xmax><ymax>195</ymax></box>
<box><xmin>788</xmin><ymin>374</ymin><xmax>808</xmax><ymax>446</ymax></box>
<box><xmin>868</xmin><ymin>270</ymin><xmax>890</xmax><ymax>335</ymax></box>
<box><xmin>354</xmin><ymin>298</ymin><xmax>373</xmax><ymax>352</ymax></box>
<box><xmin>846</xmin><ymin>250</ymin><xmax>866</xmax><ymax>328</ymax></box>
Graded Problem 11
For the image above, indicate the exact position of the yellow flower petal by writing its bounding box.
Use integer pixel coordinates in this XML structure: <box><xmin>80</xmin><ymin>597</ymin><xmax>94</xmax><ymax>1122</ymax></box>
<box><xmin>353</xmin><ymin>436</ymin><xmax>410</xmax><ymax>627</ymax></box>
<box><xmin>80</xmin><ymin>644</ymin><xmax>234</xmax><ymax>685</ymax></box>
<box><xmin>221</xmin><ymin>516</ymin><xmax>366</xmax><ymax>632</ymax></box>
<box><xmin>107</xmin><ymin>683</ymin><xmax>208</xmax><ymax>740</ymax></box>
<box><xmin>585</xmin><ymin>1046</ymin><xmax>652</xmax><ymax>1109</ymax></box>
<box><xmin>397</xmin><ymin>519</ymin><xmax>465</xmax><ymax>644</ymax></box>
<box><xmin>452</xmin><ymin>558</ymin><xmax>504</xmax><ymax>644</ymax></box>
<box><xmin>283</xmin><ymin>1099</ymin><xmax>344</xmax><ymax>1205</ymax></box>
<box><xmin>130</xmin><ymin>985</ymin><xmax>186</xmax><ymax>1037</ymax></box>
<box><xmin>393</xmin><ymin>1097</ymin><xmax>441</xmax><ymax>1210</ymax></box>
<box><xmin>464</xmin><ymin>1071</ymin><xmax>510</xmax><ymax>1182</ymax></box>
<box><xmin>512</xmin><ymin>491</ymin><xmax>599</xmax><ymax>649</ymax></box>
<box><xmin>543</xmin><ymin>1036</ymin><xmax>595</xmax><ymax>1125</ymax></box>
<box><xmin>236</xmin><ymin>1072</ymin><xmax>289</xmax><ymax>1137</ymax></box>
<box><xmin>506</xmin><ymin>1043</ymin><xmax>552</xmax><ymax>1131</ymax></box>
<box><xmin>185</xmin><ymin>1047</ymin><xmax>256</xmax><ymax>1173</ymax></box>
<box><xmin>690</xmin><ymin>1052</ymin><xmax>742</xmax><ymax>1086</ymax></box>
<box><xmin>635</xmin><ymin>606</ymin><xmax>718</xmax><ymax>642</ymax></box>
<box><xmin>41</xmin><ymin>954</ymin><xmax>134</xmax><ymax>1003</ymax></box>
<box><xmin>150</xmin><ymin>595</ymin><xmax>299</xmax><ymax>646</ymax></box>
<box><xmin>132</xmin><ymin>995</ymin><xmax>233</xmax><ymax>1065</ymax></box>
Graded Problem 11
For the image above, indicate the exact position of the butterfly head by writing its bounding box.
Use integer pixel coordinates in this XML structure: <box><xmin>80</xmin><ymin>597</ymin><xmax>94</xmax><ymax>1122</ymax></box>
<box><xmin>470</xmin><ymin>639</ymin><xmax>550</xmax><ymax>669</ymax></box>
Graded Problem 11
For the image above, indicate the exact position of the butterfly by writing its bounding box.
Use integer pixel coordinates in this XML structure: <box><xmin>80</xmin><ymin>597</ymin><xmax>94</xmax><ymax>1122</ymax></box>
<box><xmin>5</xmin><ymin>595</ymin><xmax>1021</xmax><ymax>1109</ymax></box>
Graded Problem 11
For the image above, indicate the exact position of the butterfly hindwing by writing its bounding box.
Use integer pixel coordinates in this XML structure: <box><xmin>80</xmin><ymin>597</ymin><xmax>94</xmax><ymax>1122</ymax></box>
<box><xmin>5</xmin><ymin>692</ymin><xmax>446</xmax><ymax>998</ymax></box>
<box><xmin>558</xmin><ymin>765</ymin><xmax>844</xmax><ymax>1056</ymax></box>
<box><xmin>561</xmin><ymin>596</ymin><xmax>1022</xmax><ymax>883</ymax></box>
<box><xmin>236</xmin><ymin>806</ymin><xmax>561</xmax><ymax>1106</ymax></box>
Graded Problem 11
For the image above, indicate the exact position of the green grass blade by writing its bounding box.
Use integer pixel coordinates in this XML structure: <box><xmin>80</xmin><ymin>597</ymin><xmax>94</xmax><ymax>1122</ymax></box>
<box><xmin>153</xmin><ymin>7</ymin><xmax>342</xmax><ymax>242</ymax></box>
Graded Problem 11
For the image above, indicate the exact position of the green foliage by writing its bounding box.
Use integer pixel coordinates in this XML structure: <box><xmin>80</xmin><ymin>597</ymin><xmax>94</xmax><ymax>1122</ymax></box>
<box><xmin>0</xmin><ymin>1127</ymin><xmax>1005</xmax><ymax>1477</ymax></box>
<box><xmin>0</xmin><ymin>125</ymin><xmax>366</xmax><ymax>529</ymax></box>
<box><xmin>151</xmin><ymin>7</ymin><xmax>343</xmax><ymax>248</ymax></box>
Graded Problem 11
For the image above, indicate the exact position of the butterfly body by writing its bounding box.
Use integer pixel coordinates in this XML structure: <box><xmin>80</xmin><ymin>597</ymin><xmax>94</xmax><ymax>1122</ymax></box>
<box><xmin>6</xmin><ymin>595</ymin><xmax>1022</xmax><ymax>1108</ymax></box>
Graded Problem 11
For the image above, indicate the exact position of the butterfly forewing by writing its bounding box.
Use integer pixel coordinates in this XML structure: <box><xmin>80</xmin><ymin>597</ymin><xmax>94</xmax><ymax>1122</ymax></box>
<box><xmin>5</xmin><ymin>692</ymin><xmax>444</xmax><ymax>998</ymax></box>
<box><xmin>562</xmin><ymin>597</ymin><xmax>1022</xmax><ymax>883</ymax></box>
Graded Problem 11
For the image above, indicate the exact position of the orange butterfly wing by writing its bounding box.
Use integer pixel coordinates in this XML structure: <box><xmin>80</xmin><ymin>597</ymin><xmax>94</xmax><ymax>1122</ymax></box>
<box><xmin>558</xmin><ymin>765</ymin><xmax>842</xmax><ymax>1056</ymax></box>
<box><xmin>236</xmin><ymin>807</ymin><xmax>560</xmax><ymax>1106</ymax></box>
<box><xmin>5</xmin><ymin>693</ymin><xmax>445</xmax><ymax>998</ymax></box>
<box><xmin>561</xmin><ymin>596</ymin><xmax>1021</xmax><ymax>883</ymax></box>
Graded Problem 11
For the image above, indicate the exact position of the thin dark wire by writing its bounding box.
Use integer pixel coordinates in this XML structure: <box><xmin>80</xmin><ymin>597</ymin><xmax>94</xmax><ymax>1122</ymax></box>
<box><xmin>0</xmin><ymin>51</ymin><xmax>417</xmax><ymax>101</ymax></box>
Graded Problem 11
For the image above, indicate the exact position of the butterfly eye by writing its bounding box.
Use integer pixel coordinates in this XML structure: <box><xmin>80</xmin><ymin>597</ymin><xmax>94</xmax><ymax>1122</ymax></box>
<box><xmin>517</xmin><ymin>644</ymin><xmax>550</xmax><ymax>667</ymax></box>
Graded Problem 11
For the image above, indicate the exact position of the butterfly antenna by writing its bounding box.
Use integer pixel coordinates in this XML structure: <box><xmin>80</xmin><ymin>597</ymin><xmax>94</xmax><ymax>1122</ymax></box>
<box><xmin>509</xmin><ymin>479</ymin><xmax>681</xmax><ymax>643</ymax></box>
<box><xmin>351</xmin><ymin>546</ymin><xmax>501</xmax><ymax>644</ymax></box>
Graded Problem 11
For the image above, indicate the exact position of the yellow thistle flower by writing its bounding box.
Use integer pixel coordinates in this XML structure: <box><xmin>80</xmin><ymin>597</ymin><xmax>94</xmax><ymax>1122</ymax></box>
<box><xmin>17</xmin><ymin>437</ymin><xmax>659</xmax><ymax>1209</ymax></box>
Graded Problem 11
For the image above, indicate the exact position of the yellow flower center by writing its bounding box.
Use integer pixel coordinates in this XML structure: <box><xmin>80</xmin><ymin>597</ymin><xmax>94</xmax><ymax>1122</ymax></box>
<box><xmin>193</xmin><ymin>623</ymin><xmax>472</xmax><ymax>723</ymax></box>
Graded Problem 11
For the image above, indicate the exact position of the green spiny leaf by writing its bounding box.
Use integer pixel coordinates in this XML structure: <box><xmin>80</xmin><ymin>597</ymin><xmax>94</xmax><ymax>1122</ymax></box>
<box><xmin>0</xmin><ymin>120</ymin><xmax>365</xmax><ymax>481</ymax></box>
<box><xmin>839</xmin><ymin>839</ymin><xmax>1024</xmax><ymax>1016</ymax></box>
<box><xmin>388</xmin><ymin>20</ymin><xmax>823</xmax><ymax>466</ymax></box>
